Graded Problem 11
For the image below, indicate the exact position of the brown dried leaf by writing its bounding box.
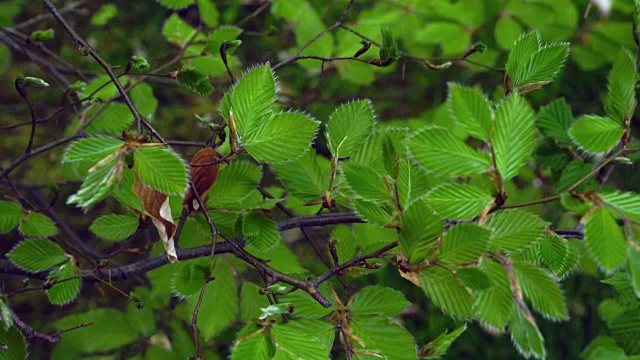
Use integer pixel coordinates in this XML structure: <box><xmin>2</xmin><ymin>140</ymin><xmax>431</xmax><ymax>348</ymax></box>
<box><xmin>184</xmin><ymin>147</ymin><xmax>219</xmax><ymax>213</ymax></box>
<box><xmin>133</xmin><ymin>174</ymin><xmax>178</xmax><ymax>263</ymax></box>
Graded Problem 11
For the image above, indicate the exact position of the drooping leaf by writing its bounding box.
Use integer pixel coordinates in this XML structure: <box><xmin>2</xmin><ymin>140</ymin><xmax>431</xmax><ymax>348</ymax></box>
<box><xmin>447</xmin><ymin>83</ymin><xmax>492</xmax><ymax>141</ymax></box>
<box><xmin>0</xmin><ymin>201</ymin><xmax>22</xmax><ymax>233</ymax></box>
<box><xmin>509</xmin><ymin>304</ymin><xmax>546</xmax><ymax>360</ymax></box>
<box><xmin>569</xmin><ymin>115</ymin><xmax>624</xmax><ymax>153</ymax></box>
<box><xmin>406</xmin><ymin>126</ymin><xmax>490</xmax><ymax>176</ymax></box>
<box><xmin>18</xmin><ymin>211</ymin><xmax>56</xmax><ymax>238</ymax></box>
<box><xmin>513</xmin><ymin>261</ymin><xmax>568</xmax><ymax>320</ymax></box>
<box><xmin>132</xmin><ymin>175</ymin><xmax>178</xmax><ymax>263</ymax></box>
<box><xmin>67</xmin><ymin>155</ymin><xmax>120</xmax><ymax>210</ymax></box>
<box><xmin>184</xmin><ymin>147</ymin><xmax>219</xmax><ymax>212</ymax></box>
<box><xmin>584</xmin><ymin>206</ymin><xmax>627</xmax><ymax>274</ymax></box>
<box><xmin>536</xmin><ymin>97</ymin><xmax>573</xmax><ymax>145</ymax></box>
<box><xmin>133</xmin><ymin>145</ymin><xmax>188</xmax><ymax>195</ymax></box>
<box><xmin>440</xmin><ymin>223</ymin><xmax>491</xmax><ymax>264</ymax></box>
<box><xmin>176</xmin><ymin>66</ymin><xmax>213</xmax><ymax>95</ymax></box>
<box><xmin>230</xmin><ymin>63</ymin><xmax>276</xmax><ymax>138</ymax></box>
<box><xmin>188</xmin><ymin>262</ymin><xmax>238</xmax><ymax>340</ymax></box>
<box><xmin>342</xmin><ymin>163</ymin><xmax>390</xmax><ymax>203</ymax></box>
<box><xmin>418</xmin><ymin>325</ymin><xmax>467</xmax><ymax>359</ymax></box>
<box><xmin>47</xmin><ymin>262</ymin><xmax>82</xmax><ymax>305</ymax></box>
<box><xmin>325</xmin><ymin>100</ymin><xmax>375</xmax><ymax>158</ymax></box>
<box><xmin>243</xmin><ymin>212</ymin><xmax>280</xmax><ymax>252</ymax></box>
<box><xmin>273</xmin><ymin>150</ymin><xmax>326</xmax><ymax>203</ymax></box>
<box><xmin>425</xmin><ymin>184</ymin><xmax>493</xmax><ymax>220</ymax></box>
<box><xmin>605</xmin><ymin>49</ymin><xmax>637</xmax><ymax>122</ymax></box>
<box><xmin>350</xmin><ymin>286</ymin><xmax>410</xmax><ymax>317</ymax></box>
<box><xmin>271</xmin><ymin>323</ymin><xmax>330</xmax><ymax>360</ymax></box>
<box><xmin>243</xmin><ymin>112</ymin><xmax>319</xmax><ymax>163</ymax></box>
<box><xmin>173</xmin><ymin>258</ymin><xmax>211</xmax><ymax>297</ymax></box>
<box><xmin>89</xmin><ymin>214</ymin><xmax>139</xmax><ymax>242</ymax></box>
<box><xmin>420</xmin><ymin>266</ymin><xmax>474</xmax><ymax>318</ymax></box>
<box><xmin>493</xmin><ymin>93</ymin><xmax>536</xmax><ymax>180</ymax></box>
<box><xmin>350</xmin><ymin>315</ymin><xmax>417</xmax><ymax>360</ymax></box>
<box><xmin>7</xmin><ymin>238</ymin><xmax>67</xmax><ymax>272</ymax></box>
<box><xmin>400</xmin><ymin>199</ymin><xmax>444</xmax><ymax>263</ymax></box>
<box><xmin>475</xmin><ymin>260</ymin><xmax>513</xmax><ymax>330</ymax></box>
<box><xmin>486</xmin><ymin>210</ymin><xmax>547</xmax><ymax>252</ymax></box>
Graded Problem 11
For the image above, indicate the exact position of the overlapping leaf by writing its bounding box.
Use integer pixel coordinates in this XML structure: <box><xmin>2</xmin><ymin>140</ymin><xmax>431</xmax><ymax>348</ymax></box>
<box><xmin>513</xmin><ymin>261</ymin><xmax>568</xmax><ymax>320</ymax></box>
<box><xmin>230</xmin><ymin>63</ymin><xmax>275</xmax><ymax>138</ymax></box>
<box><xmin>493</xmin><ymin>93</ymin><xmax>536</xmax><ymax>180</ymax></box>
<box><xmin>486</xmin><ymin>210</ymin><xmax>547</xmax><ymax>252</ymax></box>
<box><xmin>47</xmin><ymin>262</ymin><xmax>81</xmax><ymax>305</ymax></box>
<box><xmin>440</xmin><ymin>223</ymin><xmax>490</xmax><ymax>264</ymax></box>
<box><xmin>133</xmin><ymin>146</ymin><xmax>188</xmax><ymax>195</ymax></box>
<box><xmin>420</xmin><ymin>267</ymin><xmax>474</xmax><ymax>318</ymax></box>
<box><xmin>584</xmin><ymin>206</ymin><xmax>627</xmax><ymax>273</ymax></box>
<box><xmin>447</xmin><ymin>83</ymin><xmax>492</xmax><ymax>140</ymax></box>
<box><xmin>325</xmin><ymin>100</ymin><xmax>375</xmax><ymax>158</ymax></box>
<box><xmin>569</xmin><ymin>115</ymin><xmax>623</xmax><ymax>153</ymax></box>
<box><xmin>425</xmin><ymin>184</ymin><xmax>493</xmax><ymax>220</ymax></box>
<box><xmin>350</xmin><ymin>286</ymin><xmax>410</xmax><ymax>317</ymax></box>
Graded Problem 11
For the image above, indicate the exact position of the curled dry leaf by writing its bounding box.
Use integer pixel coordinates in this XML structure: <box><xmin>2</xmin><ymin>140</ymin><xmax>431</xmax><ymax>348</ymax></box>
<box><xmin>184</xmin><ymin>147</ymin><xmax>219</xmax><ymax>213</ymax></box>
<box><xmin>132</xmin><ymin>174</ymin><xmax>178</xmax><ymax>263</ymax></box>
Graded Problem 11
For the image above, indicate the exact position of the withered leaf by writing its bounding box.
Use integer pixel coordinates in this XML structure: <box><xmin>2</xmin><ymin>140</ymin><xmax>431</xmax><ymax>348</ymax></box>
<box><xmin>133</xmin><ymin>174</ymin><xmax>178</xmax><ymax>263</ymax></box>
<box><xmin>184</xmin><ymin>147</ymin><xmax>219</xmax><ymax>213</ymax></box>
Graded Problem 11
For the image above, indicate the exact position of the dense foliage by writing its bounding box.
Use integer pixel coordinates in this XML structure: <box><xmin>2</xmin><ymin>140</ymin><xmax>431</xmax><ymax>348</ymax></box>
<box><xmin>2</xmin><ymin>0</ymin><xmax>640</xmax><ymax>359</ymax></box>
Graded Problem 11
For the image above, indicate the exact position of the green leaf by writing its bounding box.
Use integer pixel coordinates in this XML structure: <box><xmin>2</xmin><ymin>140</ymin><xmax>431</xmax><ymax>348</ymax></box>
<box><xmin>494</xmin><ymin>16</ymin><xmax>523</xmax><ymax>50</ymax></box>
<box><xmin>156</xmin><ymin>0</ymin><xmax>194</xmax><ymax>10</ymax></box>
<box><xmin>283</xmin><ymin>319</ymin><xmax>335</xmax><ymax>353</ymax></box>
<box><xmin>448</xmin><ymin>83</ymin><xmax>492</xmax><ymax>141</ymax></box>
<box><xmin>111</xmin><ymin>167</ymin><xmax>143</xmax><ymax>211</ymax></box>
<box><xmin>425</xmin><ymin>184</ymin><xmax>493</xmax><ymax>220</ymax></box>
<box><xmin>440</xmin><ymin>223</ymin><xmax>490</xmax><ymax>264</ymax></box>
<box><xmin>396</xmin><ymin>158</ymin><xmax>430</xmax><ymax>209</ymax></box>
<box><xmin>0</xmin><ymin>201</ymin><xmax>22</xmax><ymax>233</ymax></box>
<box><xmin>90</xmin><ymin>214</ymin><xmax>139</xmax><ymax>242</ymax></box>
<box><xmin>67</xmin><ymin>156</ymin><xmax>120</xmax><ymax>210</ymax></box>
<box><xmin>514</xmin><ymin>43</ymin><xmax>570</xmax><ymax>87</ymax></box>
<box><xmin>231</xmin><ymin>63</ymin><xmax>276</xmax><ymax>138</ymax></box>
<box><xmin>133</xmin><ymin>146</ymin><xmax>188</xmax><ymax>195</ymax></box>
<box><xmin>506</xmin><ymin>32</ymin><xmax>541</xmax><ymax>81</ymax></box>
<box><xmin>342</xmin><ymin>163</ymin><xmax>390</xmax><ymax>203</ymax></box>
<box><xmin>331</xmin><ymin>225</ymin><xmax>358</xmax><ymax>264</ymax></box>
<box><xmin>7</xmin><ymin>238</ymin><xmax>67</xmax><ymax>272</ymax></box>
<box><xmin>80</xmin><ymin>75</ymin><xmax>126</xmax><ymax>101</ymax></box>
<box><xmin>420</xmin><ymin>267</ymin><xmax>474</xmax><ymax>318</ymax></box>
<box><xmin>30</xmin><ymin>28</ymin><xmax>54</xmax><ymax>41</ymax></box>
<box><xmin>240</xmin><ymin>282</ymin><xmax>271</xmax><ymax>322</ymax></box>
<box><xmin>406</xmin><ymin>126</ymin><xmax>490</xmax><ymax>176</ymax></box>
<box><xmin>271</xmin><ymin>323</ymin><xmax>330</xmax><ymax>360</ymax></box>
<box><xmin>539</xmin><ymin>233</ymin><xmax>579</xmax><ymax>278</ymax></box>
<box><xmin>493</xmin><ymin>93</ymin><xmax>536</xmax><ymax>180</ymax></box>
<box><xmin>129</xmin><ymin>55</ymin><xmax>150</xmax><ymax>71</ymax></box>
<box><xmin>188</xmin><ymin>262</ymin><xmax>238</xmax><ymax>340</ymax></box>
<box><xmin>582</xmin><ymin>336</ymin><xmax>626</xmax><ymax>360</ymax></box>
<box><xmin>176</xmin><ymin>66</ymin><xmax>213</xmax><ymax>96</ymax></box>
<box><xmin>173</xmin><ymin>258</ymin><xmax>211</xmax><ymax>297</ymax></box>
<box><xmin>91</xmin><ymin>4</ymin><xmax>117</xmax><ymax>26</ymax></box>
<box><xmin>556</xmin><ymin>159</ymin><xmax>594</xmax><ymax>194</ymax></box>
<box><xmin>350</xmin><ymin>315</ymin><xmax>417</xmax><ymax>360</ymax></box>
<box><xmin>63</xmin><ymin>136</ymin><xmax>123</xmax><ymax>165</ymax></box>
<box><xmin>16</xmin><ymin>76</ymin><xmax>49</xmax><ymax>87</ymax></box>
<box><xmin>584</xmin><ymin>206</ymin><xmax>628</xmax><ymax>273</ymax></box>
<box><xmin>629</xmin><ymin>247</ymin><xmax>640</xmax><ymax>299</ymax></box>
<box><xmin>206</xmin><ymin>25</ymin><xmax>243</xmax><ymax>55</ymax></box>
<box><xmin>47</xmin><ymin>262</ymin><xmax>81</xmax><ymax>305</ymax></box>
<box><xmin>350</xmin><ymin>286</ymin><xmax>410</xmax><ymax>317</ymax></box>
<box><xmin>605</xmin><ymin>49</ymin><xmax>637</xmax><ymax>122</ymax></box>
<box><xmin>260</xmin><ymin>303</ymin><xmax>295</xmax><ymax>319</ymax></box>
<box><xmin>378</xmin><ymin>25</ymin><xmax>399</xmax><ymax>63</ymax></box>
<box><xmin>325</xmin><ymin>100</ymin><xmax>375</xmax><ymax>158</ymax></box>
<box><xmin>198</xmin><ymin>0</ymin><xmax>219</xmax><ymax>27</ymax></box>
<box><xmin>208</xmin><ymin>162</ymin><xmax>261</xmax><ymax>208</ymax></box>
<box><xmin>419</xmin><ymin>325</ymin><xmax>466</xmax><ymax>359</ymax></box>
<box><xmin>475</xmin><ymin>260</ymin><xmax>513</xmax><ymax>329</ymax></box>
<box><xmin>609</xmin><ymin>309</ymin><xmax>640</xmax><ymax>355</ymax></box>
<box><xmin>513</xmin><ymin>261</ymin><xmax>568</xmax><ymax>320</ymax></box>
<box><xmin>279</xmin><ymin>285</ymin><xmax>333</xmax><ymax>319</ymax></box>
<box><xmin>131</xmin><ymin>83</ymin><xmax>158</xmax><ymax>120</ymax></box>
<box><xmin>415</xmin><ymin>22</ymin><xmax>470</xmax><ymax>57</ymax></box>
<box><xmin>0</xmin><ymin>326</ymin><xmax>27</xmax><ymax>360</ymax></box>
<box><xmin>243</xmin><ymin>212</ymin><xmax>280</xmax><ymax>251</ymax></box>
<box><xmin>569</xmin><ymin>115</ymin><xmax>624</xmax><ymax>153</ymax></box>
<box><xmin>509</xmin><ymin>304</ymin><xmax>546</xmax><ymax>360</ymax></box>
<box><xmin>125</xmin><ymin>287</ymin><xmax>156</xmax><ymax>337</ymax></box>
<box><xmin>536</xmin><ymin>97</ymin><xmax>573</xmax><ymax>145</ymax></box>
<box><xmin>457</xmin><ymin>267</ymin><xmax>492</xmax><ymax>291</ymax></box>
<box><xmin>232</xmin><ymin>325</ymin><xmax>274</xmax><ymax>360</ymax></box>
<box><xmin>400</xmin><ymin>199</ymin><xmax>445</xmax><ymax>263</ymax></box>
<box><xmin>243</xmin><ymin>112</ymin><xmax>319</xmax><ymax>163</ymax></box>
<box><xmin>601</xmin><ymin>191</ymin><xmax>640</xmax><ymax>223</ymax></box>
<box><xmin>486</xmin><ymin>210</ymin><xmax>547</xmax><ymax>252</ymax></box>
<box><xmin>55</xmin><ymin>308</ymin><xmax>138</xmax><ymax>353</ymax></box>
<box><xmin>352</xmin><ymin>199</ymin><xmax>393</xmax><ymax>226</ymax></box>
<box><xmin>273</xmin><ymin>150</ymin><xmax>326</xmax><ymax>203</ymax></box>
<box><xmin>85</xmin><ymin>103</ymin><xmax>133</xmax><ymax>135</ymax></box>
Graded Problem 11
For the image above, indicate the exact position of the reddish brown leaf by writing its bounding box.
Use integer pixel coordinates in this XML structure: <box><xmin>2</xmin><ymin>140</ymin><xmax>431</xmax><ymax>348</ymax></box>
<box><xmin>133</xmin><ymin>174</ymin><xmax>178</xmax><ymax>263</ymax></box>
<box><xmin>184</xmin><ymin>147</ymin><xmax>219</xmax><ymax>213</ymax></box>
